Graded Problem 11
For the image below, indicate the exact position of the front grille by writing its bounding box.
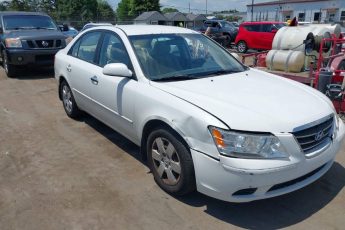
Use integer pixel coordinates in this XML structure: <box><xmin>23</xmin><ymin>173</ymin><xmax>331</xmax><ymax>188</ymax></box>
<box><xmin>292</xmin><ymin>116</ymin><xmax>334</xmax><ymax>154</ymax></box>
<box><xmin>36</xmin><ymin>40</ymin><xmax>54</xmax><ymax>48</ymax></box>
<box><xmin>25</xmin><ymin>39</ymin><xmax>63</xmax><ymax>49</ymax></box>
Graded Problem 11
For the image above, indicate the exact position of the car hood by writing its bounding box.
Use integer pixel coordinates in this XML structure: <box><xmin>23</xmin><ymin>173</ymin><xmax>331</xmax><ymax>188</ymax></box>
<box><xmin>4</xmin><ymin>29</ymin><xmax>65</xmax><ymax>40</ymax></box>
<box><xmin>150</xmin><ymin>69</ymin><xmax>334</xmax><ymax>133</ymax></box>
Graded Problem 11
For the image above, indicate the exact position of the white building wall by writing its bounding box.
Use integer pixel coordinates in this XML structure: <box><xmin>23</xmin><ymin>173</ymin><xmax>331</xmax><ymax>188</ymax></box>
<box><xmin>246</xmin><ymin>0</ymin><xmax>345</xmax><ymax>23</ymax></box>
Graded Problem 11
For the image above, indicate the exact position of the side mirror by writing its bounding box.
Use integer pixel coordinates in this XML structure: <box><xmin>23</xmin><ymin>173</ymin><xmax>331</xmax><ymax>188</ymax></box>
<box><xmin>63</xmin><ymin>24</ymin><xmax>69</xmax><ymax>31</ymax></box>
<box><xmin>103</xmin><ymin>63</ymin><xmax>133</xmax><ymax>78</ymax></box>
<box><xmin>271</xmin><ymin>29</ymin><xmax>278</xmax><ymax>33</ymax></box>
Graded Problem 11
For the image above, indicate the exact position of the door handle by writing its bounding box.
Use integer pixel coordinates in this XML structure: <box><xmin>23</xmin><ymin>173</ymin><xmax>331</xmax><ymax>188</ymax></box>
<box><xmin>66</xmin><ymin>64</ymin><xmax>72</xmax><ymax>72</ymax></box>
<box><xmin>90</xmin><ymin>76</ymin><xmax>98</xmax><ymax>85</ymax></box>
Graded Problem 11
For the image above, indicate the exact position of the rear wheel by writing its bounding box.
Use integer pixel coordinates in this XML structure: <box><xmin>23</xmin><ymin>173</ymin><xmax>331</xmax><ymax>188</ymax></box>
<box><xmin>237</xmin><ymin>40</ymin><xmax>248</xmax><ymax>53</ymax></box>
<box><xmin>2</xmin><ymin>50</ymin><xmax>17</xmax><ymax>78</ymax></box>
<box><xmin>60</xmin><ymin>80</ymin><xmax>81</xmax><ymax>118</ymax></box>
<box><xmin>147</xmin><ymin>128</ymin><xmax>195</xmax><ymax>196</ymax></box>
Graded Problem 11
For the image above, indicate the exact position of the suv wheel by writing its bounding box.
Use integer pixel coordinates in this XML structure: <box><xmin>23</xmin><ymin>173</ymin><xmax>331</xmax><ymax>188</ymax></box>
<box><xmin>60</xmin><ymin>80</ymin><xmax>81</xmax><ymax>118</ymax></box>
<box><xmin>224</xmin><ymin>34</ymin><xmax>232</xmax><ymax>47</ymax></box>
<box><xmin>2</xmin><ymin>50</ymin><xmax>17</xmax><ymax>78</ymax></box>
<box><xmin>237</xmin><ymin>41</ymin><xmax>248</xmax><ymax>53</ymax></box>
<box><xmin>147</xmin><ymin>128</ymin><xmax>195</xmax><ymax>196</ymax></box>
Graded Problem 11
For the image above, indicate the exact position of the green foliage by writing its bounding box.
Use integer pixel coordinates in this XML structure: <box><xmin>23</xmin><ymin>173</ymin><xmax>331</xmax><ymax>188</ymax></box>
<box><xmin>0</xmin><ymin>0</ymin><xmax>116</xmax><ymax>25</ymax></box>
<box><xmin>117</xmin><ymin>0</ymin><xmax>160</xmax><ymax>21</ymax></box>
<box><xmin>2</xmin><ymin>0</ymin><xmax>34</xmax><ymax>11</ymax></box>
<box><xmin>117</xmin><ymin>0</ymin><xmax>131</xmax><ymax>21</ymax></box>
<box><xmin>161</xmin><ymin>7</ymin><xmax>178</xmax><ymax>14</ymax></box>
<box><xmin>97</xmin><ymin>0</ymin><xmax>116</xmax><ymax>21</ymax></box>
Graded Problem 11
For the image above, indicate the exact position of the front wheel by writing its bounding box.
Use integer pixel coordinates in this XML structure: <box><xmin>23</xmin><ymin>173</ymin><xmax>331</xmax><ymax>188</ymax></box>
<box><xmin>2</xmin><ymin>50</ymin><xmax>17</xmax><ymax>78</ymax></box>
<box><xmin>147</xmin><ymin>128</ymin><xmax>195</xmax><ymax>196</ymax></box>
<box><xmin>237</xmin><ymin>40</ymin><xmax>248</xmax><ymax>53</ymax></box>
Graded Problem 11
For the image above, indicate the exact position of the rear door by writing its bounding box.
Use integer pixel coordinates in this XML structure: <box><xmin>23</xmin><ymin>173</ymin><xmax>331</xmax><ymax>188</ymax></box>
<box><xmin>66</xmin><ymin>31</ymin><xmax>102</xmax><ymax>113</ymax></box>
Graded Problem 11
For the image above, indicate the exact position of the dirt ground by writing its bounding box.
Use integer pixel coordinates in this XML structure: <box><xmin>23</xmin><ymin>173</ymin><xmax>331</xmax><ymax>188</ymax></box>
<box><xmin>0</xmin><ymin>67</ymin><xmax>345</xmax><ymax>230</ymax></box>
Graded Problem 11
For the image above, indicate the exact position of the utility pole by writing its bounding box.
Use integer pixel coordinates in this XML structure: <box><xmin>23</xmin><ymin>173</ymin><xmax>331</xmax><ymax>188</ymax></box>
<box><xmin>205</xmin><ymin>0</ymin><xmax>207</xmax><ymax>15</ymax></box>
<box><xmin>189</xmin><ymin>2</ymin><xmax>190</xmax><ymax>13</ymax></box>
<box><xmin>251</xmin><ymin>0</ymin><xmax>254</xmax><ymax>22</ymax></box>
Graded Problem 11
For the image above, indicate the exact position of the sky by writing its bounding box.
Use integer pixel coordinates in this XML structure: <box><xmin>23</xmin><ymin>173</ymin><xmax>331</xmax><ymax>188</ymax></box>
<box><xmin>107</xmin><ymin>0</ymin><xmax>271</xmax><ymax>13</ymax></box>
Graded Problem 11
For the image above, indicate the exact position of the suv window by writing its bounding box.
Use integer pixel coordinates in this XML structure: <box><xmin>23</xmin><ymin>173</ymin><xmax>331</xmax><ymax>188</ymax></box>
<box><xmin>71</xmin><ymin>32</ymin><xmax>101</xmax><ymax>63</ymax></box>
<box><xmin>204</xmin><ymin>21</ymin><xmax>220</xmax><ymax>28</ymax></box>
<box><xmin>99</xmin><ymin>33</ymin><xmax>131</xmax><ymax>68</ymax></box>
<box><xmin>243</xmin><ymin>24</ymin><xmax>261</xmax><ymax>32</ymax></box>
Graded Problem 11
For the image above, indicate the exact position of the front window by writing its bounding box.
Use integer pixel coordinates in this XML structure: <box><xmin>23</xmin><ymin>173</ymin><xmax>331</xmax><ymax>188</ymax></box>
<box><xmin>3</xmin><ymin>15</ymin><xmax>57</xmax><ymax>30</ymax></box>
<box><xmin>129</xmin><ymin>33</ymin><xmax>246</xmax><ymax>81</ymax></box>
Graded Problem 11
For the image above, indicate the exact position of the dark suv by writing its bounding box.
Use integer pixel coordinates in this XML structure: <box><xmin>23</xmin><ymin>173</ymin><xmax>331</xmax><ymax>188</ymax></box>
<box><xmin>0</xmin><ymin>12</ymin><xmax>66</xmax><ymax>77</ymax></box>
<box><xmin>201</xmin><ymin>20</ymin><xmax>238</xmax><ymax>46</ymax></box>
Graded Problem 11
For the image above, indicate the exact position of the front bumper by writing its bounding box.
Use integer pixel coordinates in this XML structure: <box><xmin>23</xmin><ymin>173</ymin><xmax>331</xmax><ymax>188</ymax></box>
<box><xmin>6</xmin><ymin>48</ymin><xmax>62</xmax><ymax>66</ymax></box>
<box><xmin>191</xmin><ymin>119</ymin><xmax>345</xmax><ymax>203</ymax></box>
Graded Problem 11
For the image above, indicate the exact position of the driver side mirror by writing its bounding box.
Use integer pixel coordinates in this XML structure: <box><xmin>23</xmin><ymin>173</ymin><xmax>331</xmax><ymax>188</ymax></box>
<box><xmin>103</xmin><ymin>63</ymin><xmax>133</xmax><ymax>78</ymax></box>
<box><xmin>271</xmin><ymin>29</ymin><xmax>278</xmax><ymax>33</ymax></box>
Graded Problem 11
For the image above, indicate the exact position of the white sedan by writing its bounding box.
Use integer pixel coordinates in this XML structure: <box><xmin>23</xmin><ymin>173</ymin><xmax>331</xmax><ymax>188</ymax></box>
<box><xmin>54</xmin><ymin>25</ymin><xmax>345</xmax><ymax>202</ymax></box>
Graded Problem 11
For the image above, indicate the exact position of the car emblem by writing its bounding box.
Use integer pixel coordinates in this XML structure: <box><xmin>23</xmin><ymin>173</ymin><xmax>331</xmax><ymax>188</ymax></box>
<box><xmin>41</xmin><ymin>41</ymin><xmax>49</xmax><ymax>47</ymax></box>
<box><xmin>314</xmin><ymin>131</ymin><xmax>324</xmax><ymax>141</ymax></box>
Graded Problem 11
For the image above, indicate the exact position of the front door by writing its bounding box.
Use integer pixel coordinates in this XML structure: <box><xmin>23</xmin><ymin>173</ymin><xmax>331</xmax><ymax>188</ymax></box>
<box><xmin>89</xmin><ymin>31</ymin><xmax>137</xmax><ymax>139</ymax></box>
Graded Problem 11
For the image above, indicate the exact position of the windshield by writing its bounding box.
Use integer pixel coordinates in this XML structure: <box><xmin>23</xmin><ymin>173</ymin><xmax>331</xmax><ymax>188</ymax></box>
<box><xmin>274</xmin><ymin>23</ymin><xmax>286</xmax><ymax>29</ymax></box>
<box><xmin>221</xmin><ymin>21</ymin><xmax>235</xmax><ymax>29</ymax></box>
<box><xmin>3</xmin><ymin>15</ymin><xmax>57</xmax><ymax>30</ymax></box>
<box><xmin>129</xmin><ymin>33</ymin><xmax>246</xmax><ymax>81</ymax></box>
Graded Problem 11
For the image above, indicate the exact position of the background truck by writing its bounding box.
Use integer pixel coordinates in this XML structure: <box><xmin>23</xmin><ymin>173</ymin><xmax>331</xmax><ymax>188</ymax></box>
<box><xmin>0</xmin><ymin>11</ymin><xmax>67</xmax><ymax>77</ymax></box>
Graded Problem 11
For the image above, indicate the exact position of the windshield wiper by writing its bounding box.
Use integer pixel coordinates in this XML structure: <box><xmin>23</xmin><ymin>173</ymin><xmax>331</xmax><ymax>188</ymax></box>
<box><xmin>152</xmin><ymin>74</ymin><xmax>199</xmax><ymax>82</ymax></box>
<box><xmin>35</xmin><ymin>27</ymin><xmax>56</xmax><ymax>30</ymax></box>
<box><xmin>203</xmin><ymin>69</ymin><xmax>243</xmax><ymax>76</ymax></box>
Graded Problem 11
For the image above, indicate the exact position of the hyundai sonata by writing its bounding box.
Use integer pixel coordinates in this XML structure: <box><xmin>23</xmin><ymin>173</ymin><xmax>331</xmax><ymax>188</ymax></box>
<box><xmin>54</xmin><ymin>25</ymin><xmax>345</xmax><ymax>202</ymax></box>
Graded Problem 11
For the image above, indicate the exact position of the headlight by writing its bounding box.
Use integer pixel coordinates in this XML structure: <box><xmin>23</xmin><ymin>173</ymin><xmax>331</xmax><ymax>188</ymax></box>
<box><xmin>209</xmin><ymin>126</ymin><xmax>288</xmax><ymax>159</ymax></box>
<box><xmin>5</xmin><ymin>38</ymin><xmax>22</xmax><ymax>48</ymax></box>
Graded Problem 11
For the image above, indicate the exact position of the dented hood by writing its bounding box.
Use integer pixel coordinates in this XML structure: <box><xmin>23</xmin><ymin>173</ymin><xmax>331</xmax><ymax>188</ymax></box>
<box><xmin>150</xmin><ymin>69</ymin><xmax>334</xmax><ymax>133</ymax></box>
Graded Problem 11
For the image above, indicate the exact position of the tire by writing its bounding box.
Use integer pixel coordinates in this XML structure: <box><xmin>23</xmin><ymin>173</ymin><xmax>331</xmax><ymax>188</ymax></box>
<box><xmin>60</xmin><ymin>80</ymin><xmax>81</xmax><ymax>118</ymax></box>
<box><xmin>224</xmin><ymin>34</ymin><xmax>232</xmax><ymax>47</ymax></box>
<box><xmin>147</xmin><ymin>128</ymin><xmax>195</xmax><ymax>196</ymax></box>
<box><xmin>2</xmin><ymin>50</ymin><xmax>17</xmax><ymax>78</ymax></box>
<box><xmin>237</xmin><ymin>40</ymin><xmax>248</xmax><ymax>53</ymax></box>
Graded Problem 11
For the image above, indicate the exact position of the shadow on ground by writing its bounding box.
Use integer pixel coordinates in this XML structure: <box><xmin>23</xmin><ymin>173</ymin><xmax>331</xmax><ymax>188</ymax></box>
<box><xmin>13</xmin><ymin>66</ymin><xmax>54</xmax><ymax>80</ymax></box>
<box><xmin>79</xmin><ymin>113</ymin><xmax>345</xmax><ymax>229</ymax></box>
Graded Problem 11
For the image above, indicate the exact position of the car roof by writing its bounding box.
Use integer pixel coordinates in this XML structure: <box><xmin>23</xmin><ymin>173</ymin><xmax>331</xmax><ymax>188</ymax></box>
<box><xmin>0</xmin><ymin>11</ymin><xmax>48</xmax><ymax>16</ymax></box>
<box><xmin>114</xmin><ymin>25</ymin><xmax>198</xmax><ymax>36</ymax></box>
<box><xmin>241</xmin><ymin>21</ymin><xmax>284</xmax><ymax>25</ymax></box>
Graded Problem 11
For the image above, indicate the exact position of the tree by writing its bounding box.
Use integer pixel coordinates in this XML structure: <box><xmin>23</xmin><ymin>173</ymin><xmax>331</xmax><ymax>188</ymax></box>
<box><xmin>161</xmin><ymin>7</ymin><xmax>178</xmax><ymax>14</ymax></box>
<box><xmin>129</xmin><ymin>0</ymin><xmax>160</xmax><ymax>17</ymax></box>
<box><xmin>55</xmin><ymin>0</ymin><xmax>97</xmax><ymax>21</ymax></box>
<box><xmin>117</xmin><ymin>0</ymin><xmax>160</xmax><ymax>21</ymax></box>
<box><xmin>97</xmin><ymin>0</ymin><xmax>116</xmax><ymax>21</ymax></box>
<box><xmin>117</xmin><ymin>0</ymin><xmax>131</xmax><ymax>21</ymax></box>
<box><xmin>3</xmin><ymin>0</ymin><xmax>33</xmax><ymax>11</ymax></box>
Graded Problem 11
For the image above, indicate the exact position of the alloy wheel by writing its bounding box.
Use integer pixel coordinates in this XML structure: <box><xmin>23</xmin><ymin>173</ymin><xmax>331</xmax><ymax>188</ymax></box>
<box><xmin>151</xmin><ymin>137</ymin><xmax>181</xmax><ymax>186</ymax></box>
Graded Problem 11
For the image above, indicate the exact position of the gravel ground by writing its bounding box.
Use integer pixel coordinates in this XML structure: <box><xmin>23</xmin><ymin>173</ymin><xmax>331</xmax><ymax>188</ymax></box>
<box><xmin>0</xmin><ymin>67</ymin><xmax>345</xmax><ymax>230</ymax></box>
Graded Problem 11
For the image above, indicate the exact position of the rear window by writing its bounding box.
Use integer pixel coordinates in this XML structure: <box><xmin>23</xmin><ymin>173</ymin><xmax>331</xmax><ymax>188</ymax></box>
<box><xmin>3</xmin><ymin>15</ymin><xmax>57</xmax><ymax>30</ymax></box>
